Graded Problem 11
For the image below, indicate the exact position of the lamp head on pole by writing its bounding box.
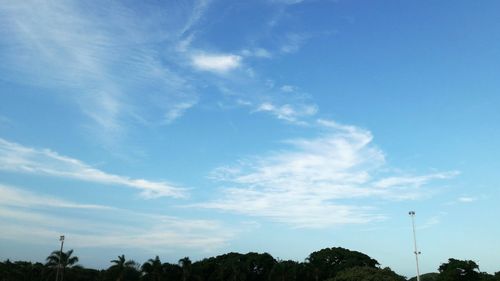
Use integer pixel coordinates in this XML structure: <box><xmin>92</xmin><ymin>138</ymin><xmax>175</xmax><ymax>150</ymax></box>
<box><xmin>409</xmin><ymin>211</ymin><xmax>415</xmax><ymax>216</ymax></box>
<box><xmin>60</xmin><ymin>235</ymin><xmax>65</xmax><ymax>241</ymax></box>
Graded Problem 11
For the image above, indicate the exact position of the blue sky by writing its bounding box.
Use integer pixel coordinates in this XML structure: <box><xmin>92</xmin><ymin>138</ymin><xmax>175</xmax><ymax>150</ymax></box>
<box><xmin>1</xmin><ymin>0</ymin><xmax>499</xmax><ymax>276</ymax></box>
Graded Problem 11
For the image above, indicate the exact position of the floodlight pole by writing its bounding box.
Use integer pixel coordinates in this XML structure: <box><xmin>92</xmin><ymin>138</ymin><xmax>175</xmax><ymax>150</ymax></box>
<box><xmin>55</xmin><ymin>235</ymin><xmax>65</xmax><ymax>281</ymax></box>
<box><xmin>409</xmin><ymin>211</ymin><xmax>421</xmax><ymax>281</ymax></box>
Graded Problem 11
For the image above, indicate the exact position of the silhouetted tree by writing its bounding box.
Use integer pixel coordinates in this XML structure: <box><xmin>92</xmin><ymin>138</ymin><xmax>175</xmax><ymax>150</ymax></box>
<box><xmin>162</xmin><ymin>263</ymin><xmax>182</xmax><ymax>281</ymax></box>
<box><xmin>178</xmin><ymin>257</ymin><xmax>192</xmax><ymax>281</ymax></box>
<box><xmin>328</xmin><ymin>266</ymin><xmax>406</xmax><ymax>281</ymax></box>
<box><xmin>107</xmin><ymin>255</ymin><xmax>139</xmax><ymax>281</ymax></box>
<box><xmin>269</xmin><ymin>260</ymin><xmax>300</xmax><ymax>281</ymax></box>
<box><xmin>141</xmin><ymin>256</ymin><xmax>163</xmax><ymax>281</ymax></box>
<box><xmin>46</xmin><ymin>249</ymin><xmax>79</xmax><ymax>281</ymax></box>
<box><xmin>437</xmin><ymin>259</ymin><xmax>480</xmax><ymax>281</ymax></box>
<box><xmin>306</xmin><ymin>247</ymin><xmax>379</xmax><ymax>281</ymax></box>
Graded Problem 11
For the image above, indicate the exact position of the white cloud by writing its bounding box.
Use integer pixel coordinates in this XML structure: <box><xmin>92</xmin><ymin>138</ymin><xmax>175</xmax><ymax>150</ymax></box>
<box><xmin>0</xmin><ymin>209</ymin><xmax>232</xmax><ymax>251</ymax></box>
<box><xmin>0</xmin><ymin>138</ymin><xmax>186</xmax><ymax>198</ymax></box>
<box><xmin>281</xmin><ymin>33</ymin><xmax>308</xmax><ymax>54</ymax></box>
<box><xmin>0</xmin><ymin>190</ymin><xmax>233</xmax><ymax>252</ymax></box>
<box><xmin>164</xmin><ymin>100</ymin><xmax>199</xmax><ymax>124</ymax></box>
<box><xmin>270</xmin><ymin>0</ymin><xmax>304</xmax><ymax>5</ymax></box>
<box><xmin>256</xmin><ymin>102</ymin><xmax>318</xmax><ymax>123</ymax></box>
<box><xmin>419</xmin><ymin>215</ymin><xmax>441</xmax><ymax>230</ymax></box>
<box><xmin>241</xmin><ymin>48</ymin><xmax>272</xmax><ymax>58</ymax></box>
<box><xmin>192</xmin><ymin>53</ymin><xmax>242</xmax><ymax>73</ymax></box>
<box><xmin>457</xmin><ymin>196</ymin><xmax>477</xmax><ymax>203</ymax></box>
<box><xmin>0</xmin><ymin>1</ymin><xmax>203</xmax><ymax>140</ymax></box>
<box><xmin>180</xmin><ymin>0</ymin><xmax>212</xmax><ymax>35</ymax></box>
<box><xmin>0</xmin><ymin>184</ymin><xmax>112</xmax><ymax>210</ymax></box>
<box><xmin>280</xmin><ymin>85</ymin><xmax>297</xmax><ymax>92</ymax></box>
<box><xmin>374</xmin><ymin>172</ymin><xmax>459</xmax><ymax>189</ymax></box>
<box><xmin>200</xmin><ymin>120</ymin><xmax>457</xmax><ymax>228</ymax></box>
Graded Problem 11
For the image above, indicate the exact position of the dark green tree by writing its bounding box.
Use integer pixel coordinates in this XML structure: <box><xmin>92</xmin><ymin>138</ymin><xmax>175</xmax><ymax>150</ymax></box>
<box><xmin>162</xmin><ymin>263</ymin><xmax>183</xmax><ymax>281</ymax></box>
<box><xmin>141</xmin><ymin>256</ymin><xmax>163</xmax><ymax>281</ymax></box>
<box><xmin>46</xmin><ymin>249</ymin><xmax>79</xmax><ymax>281</ymax></box>
<box><xmin>437</xmin><ymin>259</ymin><xmax>480</xmax><ymax>281</ymax></box>
<box><xmin>306</xmin><ymin>247</ymin><xmax>379</xmax><ymax>281</ymax></box>
<box><xmin>269</xmin><ymin>260</ymin><xmax>300</xmax><ymax>281</ymax></box>
<box><xmin>108</xmin><ymin>255</ymin><xmax>139</xmax><ymax>281</ymax></box>
<box><xmin>328</xmin><ymin>266</ymin><xmax>406</xmax><ymax>281</ymax></box>
<box><xmin>178</xmin><ymin>257</ymin><xmax>192</xmax><ymax>281</ymax></box>
<box><xmin>409</xmin><ymin>273</ymin><xmax>440</xmax><ymax>281</ymax></box>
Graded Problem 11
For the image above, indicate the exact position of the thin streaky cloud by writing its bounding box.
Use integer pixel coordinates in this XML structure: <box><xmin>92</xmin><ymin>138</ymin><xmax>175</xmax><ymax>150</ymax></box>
<box><xmin>201</xmin><ymin>120</ymin><xmax>458</xmax><ymax>228</ymax></box>
<box><xmin>0</xmin><ymin>138</ymin><xmax>186</xmax><ymax>198</ymax></box>
<box><xmin>256</xmin><ymin>102</ymin><xmax>318</xmax><ymax>123</ymax></box>
<box><xmin>0</xmin><ymin>1</ymin><xmax>201</xmax><ymax>140</ymax></box>
<box><xmin>180</xmin><ymin>0</ymin><xmax>212</xmax><ymax>35</ymax></box>
<box><xmin>241</xmin><ymin>48</ymin><xmax>273</xmax><ymax>58</ymax></box>
<box><xmin>280</xmin><ymin>85</ymin><xmax>297</xmax><ymax>92</ymax></box>
<box><xmin>0</xmin><ymin>187</ymin><xmax>234</xmax><ymax>252</ymax></box>
<box><xmin>0</xmin><ymin>207</ymin><xmax>233</xmax><ymax>252</ymax></box>
<box><xmin>457</xmin><ymin>196</ymin><xmax>477</xmax><ymax>203</ymax></box>
<box><xmin>281</xmin><ymin>33</ymin><xmax>309</xmax><ymax>54</ymax></box>
<box><xmin>0</xmin><ymin>184</ymin><xmax>112</xmax><ymax>210</ymax></box>
<box><xmin>270</xmin><ymin>0</ymin><xmax>305</xmax><ymax>4</ymax></box>
<box><xmin>373</xmin><ymin>172</ymin><xmax>460</xmax><ymax>189</ymax></box>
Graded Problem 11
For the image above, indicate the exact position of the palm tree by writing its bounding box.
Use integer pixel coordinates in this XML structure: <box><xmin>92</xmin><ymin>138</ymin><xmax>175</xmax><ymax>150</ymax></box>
<box><xmin>178</xmin><ymin>257</ymin><xmax>192</xmax><ymax>281</ymax></box>
<box><xmin>141</xmin><ymin>256</ymin><xmax>163</xmax><ymax>281</ymax></box>
<box><xmin>45</xmin><ymin>249</ymin><xmax>79</xmax><ymax>281</ymax></box>
<box><xmin>109</xmin><ymin>255</ymin><xmax>136</xmax><ymax>281</ymax></box>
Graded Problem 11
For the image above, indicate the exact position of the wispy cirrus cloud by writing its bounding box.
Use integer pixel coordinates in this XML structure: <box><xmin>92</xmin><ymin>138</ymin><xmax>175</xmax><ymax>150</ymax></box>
<box><xmin>0</xmin><ymin>184</ymin><xmax>111</xmax><ymax>210</ymax></box>
<box><xmin>280</xmin><ymin>33</ymin><xmax>309</xmax><ymax>54</ymax></box>
<box><xmin>200</xmin><ymin>119</ymin><xmax>458</xmax><ymax>228</ymax></box>
<box><xmin>270</xmin><ymin>0</ymin><xmax>305</xmax><ymax>4</ymax></box>
<box><xmin>180</xmin><ymin>0</ymin><xmax>213</xmax><ymax>36</ymax></box>
<box><xmin>0</xmin><ymin>186</ymin><xmax>232</xmax><ymax>252</ymax></box>
<box><xmin>0</xmin><ymin>0</ymin><xmax>323</xmax><ymax>134</ymax></box>
<box><xmin>457</xmin><ymin>196</ymin><xmax>477</xmax><ymax>203</ymax></box>
<box><xmin>373</xmin><ymin>173</ymin><xmax>459</xmax><ymax>189</ymax></box>
<box><xmin>0</xmin><ymin>138</ymin><xmax>186</xmax><ymax>198</ymax></box>
<box><xmin>241</xmin><ymin>48</ymin><xmax>272</xmax><ymax>59</ymax></box>
<box><xmin>256</xmin><ymin>102</ymin><xmax>318</xmax><ymax>124</ymax></box>
<box><xmin>0</xmin><ymin>1</ymin><xmax>204</xmax><ymax>140</ymax></box>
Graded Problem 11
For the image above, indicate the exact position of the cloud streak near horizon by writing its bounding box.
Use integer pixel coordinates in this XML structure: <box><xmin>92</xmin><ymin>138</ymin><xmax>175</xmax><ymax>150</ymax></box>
<box><xmin>0</xmin><ymin>184</ymin><xmax>232</xmax><ymax>252</ymax></box>
<box><xmin>0</xmin><ymin>138</ymin><xmax>186</xmax><ymax>198</ymax></box>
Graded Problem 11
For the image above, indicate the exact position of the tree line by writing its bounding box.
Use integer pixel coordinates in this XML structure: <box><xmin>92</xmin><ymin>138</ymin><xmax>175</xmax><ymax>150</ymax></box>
<box><xmin>1</xmin><ymin>246</ymin><xmax>499</xmax><ymax>281</ymax></box>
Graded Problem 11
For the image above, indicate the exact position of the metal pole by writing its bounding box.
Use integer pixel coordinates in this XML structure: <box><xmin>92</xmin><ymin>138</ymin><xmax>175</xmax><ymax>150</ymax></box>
<box><xmin>409</xmin><ymin>212</ymin><xmax>421</xmax><ymax>281</ymax></box>
<box><xmin>55</xmin><ymin>235</ymin><xmax>64</xmax><ymax>281</ymax></box>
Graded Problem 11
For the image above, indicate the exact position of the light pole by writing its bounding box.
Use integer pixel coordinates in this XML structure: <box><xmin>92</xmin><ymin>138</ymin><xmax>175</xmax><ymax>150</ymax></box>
<box><xmin>55</xmin><ymin>235</ymin><xmax>65</xmax><ymax>281</ymax></box>
<box><xmin>409</xmin><ymin>211</ymin><xmax>421</xmax><ymax>281</ymax></box>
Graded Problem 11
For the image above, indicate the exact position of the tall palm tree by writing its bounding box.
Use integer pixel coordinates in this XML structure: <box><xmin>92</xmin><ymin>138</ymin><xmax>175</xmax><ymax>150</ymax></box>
<box><xmin>110</xmin><ymin>255</ymin><xmax>136</xmax><ymax>281</ymax></box>
<box><xmin>45</xmin><ymin>249</ymin><xmax>79</xmax><ymax>281</ymax></box>
<box><xmin>178</xmin><ymin>257</ymin><xmax>192</xmax><ymax>281</ymax></box>
<box><xmin>141</xmin><ymin>256</ymin><xmax>163</xmax><ymax>281</ymax></box>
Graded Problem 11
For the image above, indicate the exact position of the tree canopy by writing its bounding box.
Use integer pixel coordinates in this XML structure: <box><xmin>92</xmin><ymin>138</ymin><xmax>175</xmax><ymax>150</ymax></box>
<box><xmin>1</xmin><ymin>247</ymin><xmax>499</xmax><ymax>281</ymax></box>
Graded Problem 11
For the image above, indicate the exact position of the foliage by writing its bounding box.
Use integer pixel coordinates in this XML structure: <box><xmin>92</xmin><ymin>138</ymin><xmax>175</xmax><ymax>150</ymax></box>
<box><xmin>106</xmin><ymin>255</ymin><xmax>140</xmax><ymax>281</ymax></box>
<box><xmin>190</xmin><ymin>252</ymin><xmax>276</xmax><ymax>281</ymax></box>
<box><xmin>326</xmin><ymin>266</ymin><xmax>406</xmax><ymax>281</ymax></box>
<box><xmin>45</xmin><ymin>249</ymin><xmax>80</xmax><ymax>281</ymax></box>
<box><xmin>306</xmin><ymin>247</ymin><xmax>380</xmax><ymax>281</ymax></box>
<box><xmin>141</xmin><ymin>256</ymin><xmax>163</xmax><ymax>281</ymax></box>
<box><xmin>1</xmin><ymin>248</ymin><xmax>499</xmax><ymax>281</ymax></box>
<box><xmin>437</xmin><ymin>259</ymin><xmax>481</xmax><ymax>281</ymax></box>
<box><xmin>409</xmin><ymin>272</ymin><xmax>440</xmax><ymax>281</ymax></box>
